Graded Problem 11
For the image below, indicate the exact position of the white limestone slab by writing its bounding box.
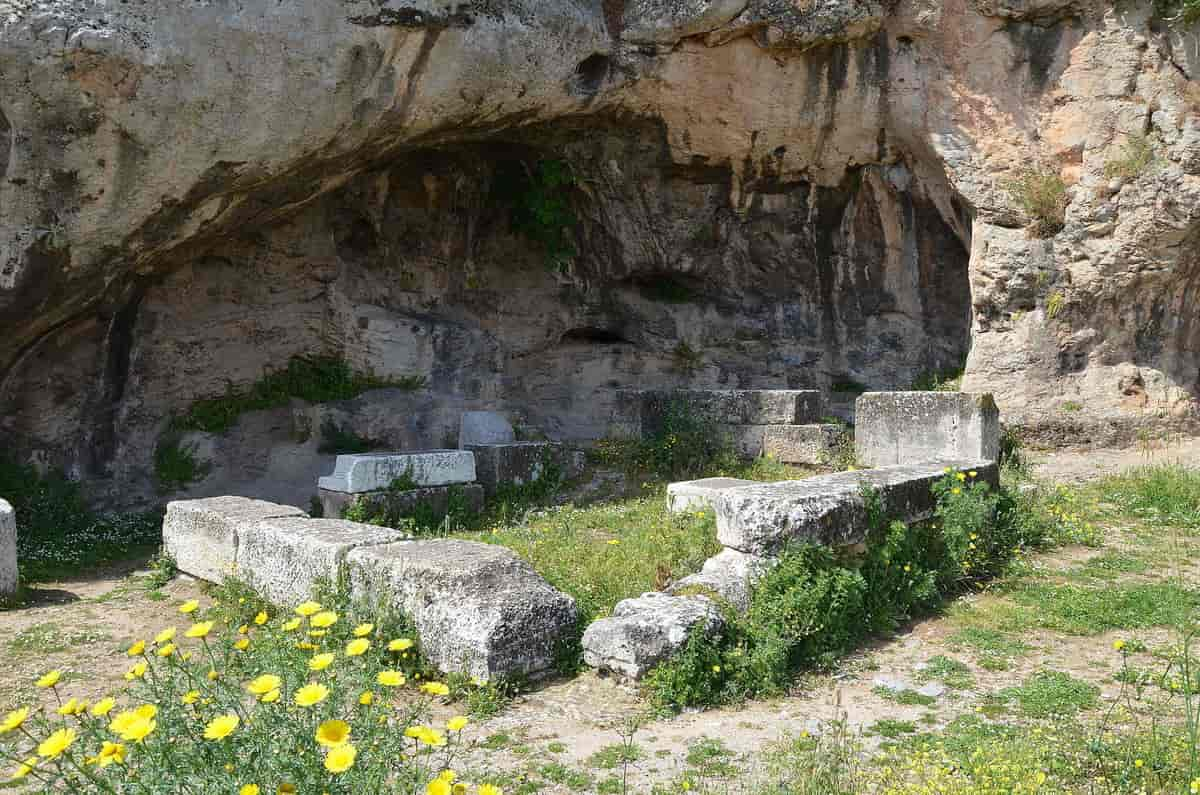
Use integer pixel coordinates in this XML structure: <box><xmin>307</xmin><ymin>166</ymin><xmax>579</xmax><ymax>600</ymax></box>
<box><xmin>0</xmin><ymin>499</ymin><xmax>15</xmax><ymax>598</ymax></box>
<box><xmin>317</xmin><ymin>450</ymin><xmax>477</xmax><ymax>494</ymax></box>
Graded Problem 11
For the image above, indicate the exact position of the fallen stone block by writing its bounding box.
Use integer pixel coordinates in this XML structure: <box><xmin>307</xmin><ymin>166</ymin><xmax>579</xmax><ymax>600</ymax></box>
<box><xmin>855</xmin><ymin>392</ymin><xmax>1000</xmax><ymax>467</ymax></box>
<box><xmin>467</xmin><ymin>442</ymin><xmax>570</xmax><ymax>497</ymax></box>
<box><xmin>716</xmin><ymin>460</ymin><xmax>998</xmax><ymax>555</ymax></box>
<box><xmin>667</xmin><ymin>548</ymin><xmax>777</xmax><ymax>612</ymax></box>
<box><xmin>667</xmin><ymin>477</ymin><xmax>760</xmax><ymax>513</ymax></box>
<box><xmin>0</xmin><ymin>499</ymin><xmax>15</xmax><ymax>598</ymax></box>
<box><xmin>582</xmin><ymin>592</ymin><xmax>724</xmax><ymax>679</ymax></box>
<box><xmin>236</xmin><ymin>517</ymin><xmax>407</xmax><ymax>607</ymax></box>
<box><xmin>614</xmin><ymin>389</ymin><xmax>825</xmax><ymax>437</ymax></box>
<box><xmin>347</xmin><ymin>539</ymin><xmax>578</xmax><ymax>682</ymax></box>
<box><xmin>319</xmin><ymin>484</ymin><xmax>485</xmax><ymax>523</ymax></box>
<box><xmin>762</xmin><ymin>424</ymin><xmax>847</xmax><ymax>465</ymax></box>
<box><xmin>459</xmin><ymin>411</ymin><xmax>515</xmax><ymax>447</ymax></box>
<box><xmin>318</xmin><ymin>450</ymin><xmax>476</xmax><ymax>494</ymax></box>
<box><xmin>163</xmin><ymin>496</ymin><xmax>306</xmax><ymax>583</ymax></box>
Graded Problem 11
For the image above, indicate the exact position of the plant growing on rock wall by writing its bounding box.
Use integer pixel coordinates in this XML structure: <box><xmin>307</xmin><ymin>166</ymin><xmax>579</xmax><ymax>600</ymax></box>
<box><xmin>154</xmin><ymin>437</ymin><xmax>211</xmax><ymax>493</ymax></box>
<box><xmin>1004</xmin><ymin>168</ymin><xmax>1069</xmax><ymax>237</ymax></box>
<box><xmin>1104</xmin><ymin>133</ymin><xmax>1158</xmax><ymax>181</ymax></box>
<box><xmin>492</xmin><ymin>158</ymin><xmax>578</xmax><ymax>272</ymax></box>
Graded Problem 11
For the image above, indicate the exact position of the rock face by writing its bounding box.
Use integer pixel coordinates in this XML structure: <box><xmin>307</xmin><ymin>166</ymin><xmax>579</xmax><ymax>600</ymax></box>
<box><xmin>1</xmin><ymin>0</ymin><xmax>1199</xmax><ymax>503</ymax></box>
<box><xmin>0</xmin><ymin>499</ymin><xmax>15</xmax><ymax>598</ymax></box>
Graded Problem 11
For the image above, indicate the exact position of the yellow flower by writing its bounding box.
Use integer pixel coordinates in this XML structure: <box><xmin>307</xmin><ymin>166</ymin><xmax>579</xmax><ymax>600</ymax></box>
<box><xmin>309</xmin><ymin>653</ymin><xmax>335</xmax><ymax>671</ymax></box>
<box><xmin>181</xmin><ymin>690</ymin><xmax>200</xmax><ymax>705</ymax></box>
<box><xmin>1114</xmin><ymin>640</ymin><xmax>1126</xmax><ymax>651</ymax></box>
<box><xmin>324</xmin><ymin>743</ymin><xmax>357</xmax><ymax>774</ymax></box>
<box><xmin>1135</xmin><ymin>759</ymin><xmax>1145</xmax><ymax>768</ymax></box>
<box><xmin>155</xmin><ymin>627</ymin><xmax>176</xmax><ymax>644</ymax></box>
<box><xmin>447</xmin><ymin>716</ymin><xmax>469</xmax><ymax>732</ymax></box>
<box><xmin>204</xmin><ymin>714</ymin><xmax>240</xmax><ymax>740</ymax></box>
<box><xmin>296</xmin><ymin>641</ymin><xmax>317</xmax><ymax>651</ymax></box>
<box><xmin>388</xmin><ymin>638</ymin><xmax>414</xmax><ymax>652</ymax></box>
<box><xmin>418</xmin><ymin>727</ymin><xmax>446</xmax><ymax>747</ymax></box>
<box><xmin>157</xmin><ymin>643</ymin><xmax>176</xmax><ymax>657</ymax></box>
<box><xmin>57</xmin><ymin>698</ymin><xmax>81</xmax><ymax>716</ymax></box>
<box><xmin>951</xmin><ymin>487</ymin><xmax>962</xmax><ymax>495</ymax></box>
<box><xmin>126</xmin><ymin>640</ymin><xmax>146</xmax><ymax>656</ymax></box>
<box><xmin>185</xmin><ymin>621</ymin><xmax>214</xmax><ymax>639</ymax></box>
<box><xmin>359</xmin><ymin>691</ymin><xmax>374</xmax><ymax>705</ymax></box>
<box><xmin>37</xmin><ymin>727</ymin><xmax>77</xmax><ymax>759</ymax></box>
<box><xmin>36</xmin><ymin>670</ymin><xmax>61</xmax><ymax>688</ymax></box>
<box><xmin>478</xmin><ymin>786</ymin><xmax>502</xmax><ymax>795</ymax></box>
<box><xmin>261</xmin><ymin>689</ymin><xmax>281</xmax><ymax>704</ymax></box>
<box><xmin>607</xmin><ymin>539</ymin><xmax>620</xmax><ymax>545</ymax></box>
<box><xmin>377</xmin><ymin>670</ymin><xmax>406</xmax><ymax>687</ymax></box>
<box><xmin>179</xmin><ymin>599</ymin><xmax>199</xmax><ymax>614</ymax></box>
<box><xmin>234</xmin><ymin>638</ymin><xmax>250</xmax><ymax>651</ymax></box>
<box><xmin>310</xmin><ymin>611</ymin><xmax>338</xmax><ymax>628</ymax></box>
<box><xmin>427</xmin><ymin>780</ymin><xmax>451</xmax><ymax>795</ymax></box>
<box><xmin>96</xmin><ymin>741</ymin><xmax>125</xmax><ymax>768</ymax></box>
<box><xmin>90</xmin><ymin>698</ymin><xmax>116</xmax><ymax>716</ymax></box>
<box><xmin>281</xmin><ymin>618</ymin><xmax>301</xmax><ymax>631</ymax></box>
<box><xmin>955</xmin><ymin>472</ymin><xmax>966</xmax><ymax>481</ymax></box>
<box><xmin>0</xmin><ymin>708</ymin><xmax>28</xmax><ymax>735</ymax></box>
<box><xmin>254</xmin><ymin>611</ymin><xmax>269</xmax><ymax>625</ymax></box>
<box><xmin>420</xmin><ymin>682</ymin><xmax>450</xmax><ymax>697</ymax></box>
<box><xmin>295</xmin><ymin>683</ymin><xmax>329</xmax><ymax>707</ymax></box>
<box><xmin>353</xmin><ymin>623</ymin><xmax>374</xmax><ymax>637</ymax></box>
<box><xmin>346</xmin><ymin>638</ymin><xmax>370</xmax><ymax>657</ymax></box>
<box><xmin>308</xmin><ymin>630</ymin><xmax>327</xmax><ymax>638</ymax></box>
<box><xmin>295</xmin><ymin>601</ymin><xmax>322</xmax><ymax>617</ymax></box>
<box><xmin>240</xmin><ymin>786</ymin><xmax>261</xmax><ymax>795</ymax></box>
<box><xmin>110</xmin><ymin>705</ymin><xmax>158</xmax><ymax>742</ymax></box>
<box><xmin>316</xmin><ymin>719</ymin><xmax>351</xmax><ymax>748</ymax></box>
<box><xmin>968</xmin><ymin>470</ymin><xmax>978</xmax><ymax>478</ymax></box>
<box><xmin>125</xmin><ymin>661</ymin><xmax>148</xmax><ymax>680</ymax></box>
<box><xmin>10</xmin><ymin>757</ymin><xmax>37</xmax><ymax>780</ymax></box>
<box><xmin>247</xmin><ymin>674</ymin><xmax>282</xmax><ymax>694</ymax></box>
<box><xmin>238</xmin><ymin>624</ymin><xmax>250</xmax><ymax>635</ymax></box>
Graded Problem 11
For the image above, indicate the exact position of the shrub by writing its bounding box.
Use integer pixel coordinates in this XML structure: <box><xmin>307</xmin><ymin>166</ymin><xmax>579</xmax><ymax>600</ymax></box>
<box><xmin>1104</xmin><ymin>133</ymin><xmax>1157</xmax><ymax>181</ymax></box>
<box><xmin>154</xmin><ymin>437</ymin><xmax>211</xmax><ymax>493</ymax></box>
<box><xmin>493</xmin><ymin>158</ymin><xmax>577</xmax><ymax>271</ymax></box>
<box><xmin>910</xmin><ymin>365</ymin><xmax>964</xmax><ymax>392</ymax></box>
<box><xmin>1005</xmin><ymin>169</ymin><xmax>1068</xmax><ymax>237</ymax></box>
<box><xmin>591</xmin><ymin>399</ymin><xmax>740</xmax><ymax>482</ymax></box>
<box><xmin>317</xmin><ymin>421</ymin><xmax>380</xmax><ymax>455</ymax></box>
<box><xmin>0</xmin><ymin>591</ymin><xmax>506</xmax><ymax>793</ymax></box>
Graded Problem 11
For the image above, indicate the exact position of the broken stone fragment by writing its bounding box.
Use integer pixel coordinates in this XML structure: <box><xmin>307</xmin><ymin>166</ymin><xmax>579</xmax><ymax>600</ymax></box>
<box><xmin>667</xmin><ymin>547</ymin><xmax>777</xmax><ymax>613</ymax></box>
<box><xmin>582</xmin><ymin>592</ymin><xmax>724</xmax><ymax>679</ymax></box>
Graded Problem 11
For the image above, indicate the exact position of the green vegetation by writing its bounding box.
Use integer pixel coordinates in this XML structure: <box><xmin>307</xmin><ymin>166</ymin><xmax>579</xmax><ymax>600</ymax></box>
<box><xmin>1009</xmin><ymin>580</ymin><xmax>1200</xmax><ymax>635</ymax></box>
<box><xmin>317</xmin><ymin>421</ymin><xmax>380</xmax><ymax>455</ymax></box>
<box><xmin>870</xmin><ymin>719</ymin><xmax>918</xmax><ymax>739</ymax></box>
<box><xmin>1005</xmin><ymin>168</ymin><xmax>1069</xmax><ymax>237</ymax></box>
<box><xmin>830</xmin><ymin>378</ymin><xmax>869</xmax><ymax>395</ymax></box>
<box><xmin>591</xmin><ymin>398</ymin><xmax>740</xmax><ymax>481</ymax></box>
<box><xmin>1092</xmin><ymin>463</ymin><xmax>1200</xmax><ymax>531</ymax></box>
<box><xmin>154</xmin><ymin>436</ymin><xmax>210</xmax><ymax>492</ymax></box>
<box><xmin>171</xmin><ymin>355</ymin><xmax>421</xmax><ymax>435</ymax></box>
<box><xmin>1104</xmin><ymin>133</ymin><xmax>1158</xmax><ymax>181</ymax></box>
<box><xmin>873</xmin><ymin>686</ymin><xmax>938</xmax><ymax>707</ymax></box>
<box><xmin>1156</xmin><ymin>0</ymin><xmax>1200</xmax><ymax>26</ymax></box>
<box><xmin>1046</xmin><ymin>290</ymin><xmax>1066</xmax><ymax>319</ymax></box>
<box><xmin>493</xmin><ymin>158</ymin><xmax>578</xmax><ymax>271</ymax></box>
<box><xmin>0</xmin><ymin>458</ymin><xmax>161</xmax><ymax>584</ymax></box>
<box><xmin>670</xmin><ymin>341</ymin><xmax>703</xmax><ymax>376</ymax></box>
<box><xmin>916</xmin><ymin>655</ymin><xmax>975</xmax><ymax>690</ymax></box>
<box><xmin>1061</xmin><ymin>399</ymin><xmax>1083</xmax><ymax>412</ymax></box>
<box><xmin>910</xmin><ymin>365</ymin><xmax>964</xmax><ymax>392</ymax></box>
<box><xmin>995</xmin><ymin>670</ymin><xmax>1100</xmax><ymax>718</ymax></box>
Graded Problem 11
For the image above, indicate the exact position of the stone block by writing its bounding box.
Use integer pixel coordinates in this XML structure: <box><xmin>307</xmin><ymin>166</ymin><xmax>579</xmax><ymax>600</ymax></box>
<box><xmin>0</xmin><ymin>499</ymin><xmax>15</xmax><ymax>598</ymax></box>
<box><xmin>715</xmin><ymin>460</ymin><xmax>998</xmax><ymax>555</ymax></box>
<box><xmin>163</xmin><ymin>496</ymin><xmax>306</xmax><ymax>583</ymax></box>
<box><xmin>614</xmin><ymin>389</ymin><xmax>825</xmax><ymax>437</ymax></box>
<box><xmin>459</xmin><ymin>411</ymin><xmax>515</xmax><ymax>447</ymax></box>
<box><xmin>318</xmin><ymin>450</ymin><xmax>476</xmax><ymax>494</ymax></box>
<box><xmin>667</xmin><ymin>477</ymin><xmax>760</xmax><ymax>513</ymax></box>
<box><xmin>762</xmin><ymin>424</ymin><xmax>847</xmax><ymax>465</ymax></box>
<box><xmin>667</xmin><ymin>548</ymin><xmax>777</xmax><ymax>612</ymax></box>
<box><xmin>855</xmin><ymin>392</ymin><xmax>1000</xmax><ymax>467</ymax></box>
<box><xmin>236</xmin><ymin>517</ymin><xmax>407</xmax><ymax>607</ymax></box>
<box><xmin>320</xmin><ymin>484</ymin><xmax>485</xmax><ymax>523</ymax></box>
<box><xmin>466</xmin><ymin>442</ymin><xmax>571</xmax><ymax>496</ymax></box>
<box><xmin>347</xmin><ymin>539</ymin><xmax>578</xmax><ymax>682</ymax></box>
<box><xmin>581</xmin><ymin>592</ymin><xmax>724</xmax><ymax>679</ymax></box>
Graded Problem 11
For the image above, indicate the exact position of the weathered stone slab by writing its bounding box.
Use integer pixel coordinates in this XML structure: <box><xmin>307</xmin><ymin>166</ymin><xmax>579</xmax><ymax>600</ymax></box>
<box><xmin>318</xmin><ymin>450</ymin><xmax>476</xmax><ymax>494</ymax></box>
<box><xmin>459</xmin><ymin>411</ymin><xmax>515</xmax><ymax>447</ymax></box>
<box><xmin>614</xmin><ymin>389</ymin><xmax>825</xmax><ymax>437</ymax></box>
<box><xmin>667</xmin><ymin>548</ymin><xmax>777</xmax><ymax>612</ymax></box>
<box><xmin>762</xmin><ymin>424</ymin><xmax>847</xmax><ymax>465</ymax></box>
<box><xmin>582</xmin><ymin>592</ymin><xmax>724</xmax><ymax>679</ymax></box>
<box><xmin>467</xmin><ymin>442</ymin><xmax>567</xmax><ymax>497</ymax></box>
<box><xmin>0</xmin><ymin>499</ymin><xmax>16</xmax><ymax>599</ymax></box>
<box><xmin>855</xmin><ymin>392</ymin><xmax>1000</xmax><ymax>467</ymax></box>
<box><xmin>237</xmin><ymin>517</ymin><xmax>407</xmax><ymax>607</ymax></box>
<box><xmin>667</xmin><ymin>477</ymin><xmax>760</xmax><ymax>513</ymax></box>
<box><xmin>163</xmin><ymin>496</ymin><xmax>306</xmax><ymax>583</ymax></box>
<box><xmin>319</xmin><ymin>484</ymin><xmax>485</xmax><ymax>523</ymax></box>
<box><xmin>716</xmin><ymin>460</ymin><xmax>998</xmax><ymax>555</ymax></box>
<box><xmin>347</xmin><ymin>539</ymin><xmax>578</xmax><ymax>682</ymax></box>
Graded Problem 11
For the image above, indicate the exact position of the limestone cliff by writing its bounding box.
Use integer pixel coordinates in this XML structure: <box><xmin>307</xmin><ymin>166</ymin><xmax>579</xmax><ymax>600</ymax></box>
<box><xmin>0</xmin><ymin>0</ymin><xmax>1197</xmax><ymax>505</ymax></box>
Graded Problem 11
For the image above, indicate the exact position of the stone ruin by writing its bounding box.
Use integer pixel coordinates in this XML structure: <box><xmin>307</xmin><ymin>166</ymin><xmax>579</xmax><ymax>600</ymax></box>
<box><xmin>582</xmin><ymin>390</ymin><xmax>1001</xmax><ymax>679</ymax></box>
<box><xmin>0</xmin><ymin>499</ymin><xmax>15</xmax><ymax>601</ymax></box>
<box><xmin>158</xmin><ymin>391</ymin><xmax>1002</xmax><ymax>684</ymax></box>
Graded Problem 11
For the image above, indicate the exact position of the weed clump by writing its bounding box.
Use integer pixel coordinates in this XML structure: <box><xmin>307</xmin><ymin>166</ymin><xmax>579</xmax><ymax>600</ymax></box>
<box><xmin>1005</xmin><ymin>168</ymin><xmax>1069</xmax><ymax>237</ymax></box>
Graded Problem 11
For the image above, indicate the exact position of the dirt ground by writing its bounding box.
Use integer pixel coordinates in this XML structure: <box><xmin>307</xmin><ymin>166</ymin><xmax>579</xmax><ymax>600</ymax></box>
<box><xmin>0</xmin><ymin>441</ymin><xmax>1190</xmax><ymax>791</ymax></box>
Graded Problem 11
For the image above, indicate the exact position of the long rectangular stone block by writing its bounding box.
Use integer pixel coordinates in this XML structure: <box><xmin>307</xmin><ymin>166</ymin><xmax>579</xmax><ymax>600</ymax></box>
<box><xmin>347</xmin><ymin>539</ymin><xmax>579</xmax><ymax>682</ymax></box>
<box><xmin>163</xmin><ymin>496</ymin><xmax>306</xmax><ymax>583</ymax></box>
<box><xmin>855</xmin><ymin>392</ymin><xmax>1000</xmax><ymax>467</ymax></box>
<box><xmin>715</xmin><ymin>460</ymin><xmax>998</xmax><ymax>555</ymax></box>
<box><xmin>762</xmin><ymin>424</ymin><xmax>847</xmax><ymax>465</ymax></box>
<box><xmin>614</xmin><ymin>389</ymin><xmax>825</xmax><ymax>437</ymax></box>
<box><xmin>0</xmin><ymin>499</ymin><xmax>15</xmax><ymax>598</ymax></box>
<box><xmin>319</xmin><ymin>484</ymin><xmax>485</xmax><ymax>523</ymax></box>
<box><xmin>236</xmin><ymin>517</ymin><xmax>407</xmax><ymax>607</ymax></box>
<box><xmin>667</xmin><ymin>477</ymin><xmax>760</xmax><ymax>513</ymax></box>
<box><xmin>466</xmin><ymin>442</ymin><xmax>572</xmax><ymax>496</ymax></box>
<box><xmin>318</xmin><ymin>450</ymin><xmax>476</xmax><ymax>494</ymax></box>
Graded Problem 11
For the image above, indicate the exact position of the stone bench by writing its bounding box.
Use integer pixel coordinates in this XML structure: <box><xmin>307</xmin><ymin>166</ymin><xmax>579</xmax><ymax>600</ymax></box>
<box><xmin>0</xmin><ymin>499</ymin><xmax>15</xmax><ymax>599</ymax></box>
<box><xmin>667</xmin><ymin>477</ymin><xmax>759</xmax><ymax>513</ymax></box>
<box><xmin>317</xmin><ymin>450</ymin><xmax>476</xmax><ymax>494</ymax></box>
<box><xmin>855</xmin><ymin>392</ymin><xmax>999</xmax><ymax>467</ymax></box>
<box><xmin>348</xmin><ymin>539</ymin><xmax>578</xmax><ymax>682</ymax></box>
<box><xmin>163</xmin><ymin>496</ymin><xmax>307</xmax><ymax>584</ymax></box>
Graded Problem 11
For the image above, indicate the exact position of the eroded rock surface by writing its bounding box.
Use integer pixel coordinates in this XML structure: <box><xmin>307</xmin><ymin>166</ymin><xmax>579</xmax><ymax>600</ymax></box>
<box><xmin>2</xmin><ymin>0</ymin><xmax>1199</xmax><ymax>503</ymax></box>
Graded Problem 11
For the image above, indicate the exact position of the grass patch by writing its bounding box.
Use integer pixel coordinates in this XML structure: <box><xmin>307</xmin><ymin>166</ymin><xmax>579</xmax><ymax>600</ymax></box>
<box><xmin>587</xmin><ymin>742</ymin><xmax>644</xmax><ymax>770</ymax></box>
<box><xmin>6</xmin><ymin>622</ymin><xmax>110</xmax><ymax>657</ymax></box>
<box><xmin>945</xmin><ymin>627</ymin><xmax>1032</xmax><ymax>670</ymax></box>
<box><xmin>1104</xmin><ymin>133</ymin><xmax>1157</xmax><ymax>181</ymax></box>
<box><xmin>1010</xmin><ymin>580</ymin><xmax>1200</xmax><ymax>635</ymax></box>
<box><xmin>910</xmin><ymin>366</ymin><xmax>964</xmax><ymax>392</ymax></box>
<box><xmin>870</xmin><ymin>719</ymin><xmax>918</xmax><ymax>739</ymax></box>
<box><xmin>995</xmin><ymin>670</ymin><xmax>1100</xmax><ymax>718</ymax></box>
<box><xmin>1005</xmin><ymin>168</ymin><xmax>1069</xmax><ymax>237</ymax></box>
<box><xmin>916</xmin><ymin>655</ymin><xmax>975</xmax><ymax>690</ymax></box>
<box><xmin>873</xmin><ymin>686</ymin><xmax>938</xmax><ymax>706</ymax></box>
<box><xmin>1066</xmin><ymin>549</ymin><xmax>1151</xmax><ymax>581</ymax></box>
<box><xmin>171</xmin><ymin>354</ymin><xmax>422</xmax><ymax>434</ymax></box>
<box><xmin>1093</xmin><ymin>464</ymin><xmax>1200</xmax><ymax>530</ymax></box>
